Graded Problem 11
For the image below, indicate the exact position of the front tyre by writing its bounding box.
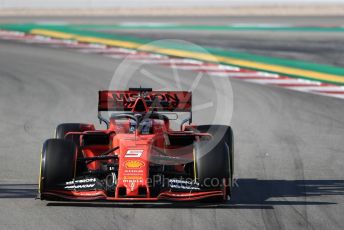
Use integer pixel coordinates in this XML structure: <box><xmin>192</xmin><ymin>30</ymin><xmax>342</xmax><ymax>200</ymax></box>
<box><xmin>194</xmin><ymin>125</ymin><xmax>234</xmax><ymax>202</ymax></box>
<box><xmin>39</xmin><ymin>139</ymin><xmax>77</xmax><ymax>200</ymax></box>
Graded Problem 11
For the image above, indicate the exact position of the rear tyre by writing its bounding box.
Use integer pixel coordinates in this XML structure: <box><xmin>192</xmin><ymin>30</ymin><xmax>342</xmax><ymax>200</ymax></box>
<box><xmin>39</xmin><ymin>139</ymin><xmax>77</xmax><ymax>200</ymax></box>
<box><xmin>194</xmin><ymin>125</ymin><xmax>234</xmax><ymax>202</ymax></box>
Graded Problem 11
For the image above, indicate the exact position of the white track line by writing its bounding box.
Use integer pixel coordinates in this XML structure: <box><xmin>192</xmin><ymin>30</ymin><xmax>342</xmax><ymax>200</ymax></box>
<box><xmin>106</xmin><ymin>53</ymin><xmax>168</xmax><ymax>60</ymax></box>
<box><xmin>79</xmin><ymin>47</ymin><xmax>136</xmax><ymax>54</ymax></box>
<box><xmin>246</xmin><ymin>78</ymin><xmax>315</xmax><ymax>84</ymax></box>
<box><xmin>288</xmin><ymin>86</ymin><xmax>344</xmax><ymax>92</ymax></box>
<box><xmin>167</xmin><ymin>64</ymin><xmax>239</xmax><ymax>71</ymax></box>
<box><xmin>208</xmin><ymin>71</ymin><xmax>279</xmax><ymax>78</ymax></box>
<box><xmin>0</xmin><ymin>30</ymin><xmax>25</xmax><ymax>38</ymax></box>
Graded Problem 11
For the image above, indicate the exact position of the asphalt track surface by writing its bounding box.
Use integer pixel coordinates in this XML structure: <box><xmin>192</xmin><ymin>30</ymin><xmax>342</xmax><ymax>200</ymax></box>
<box><xmin>1</xmin><ymin>16</ymin><xmax>344</xmax><ymax>230</ymax></box>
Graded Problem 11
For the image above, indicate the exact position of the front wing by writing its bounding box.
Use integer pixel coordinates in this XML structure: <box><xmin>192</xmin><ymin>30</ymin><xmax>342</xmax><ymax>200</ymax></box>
<box><xmin>40</xmin><ymin>178</ymin><xmax>226</xmax><ymax>201</ymax></box>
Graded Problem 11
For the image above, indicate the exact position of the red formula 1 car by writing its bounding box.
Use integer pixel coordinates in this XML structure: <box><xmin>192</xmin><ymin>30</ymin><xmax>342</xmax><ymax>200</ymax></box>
<box><xmin>38</xmin><ymin>88</ymin><xmax>234</xmax><ymax>202</ymax></box>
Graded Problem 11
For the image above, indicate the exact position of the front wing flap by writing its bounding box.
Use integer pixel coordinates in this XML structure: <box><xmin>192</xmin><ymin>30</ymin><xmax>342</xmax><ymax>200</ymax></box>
<box><xmin>40</xmin><ymin>177</ymin><xmax>225</xmax><ymax>201</ymax></box>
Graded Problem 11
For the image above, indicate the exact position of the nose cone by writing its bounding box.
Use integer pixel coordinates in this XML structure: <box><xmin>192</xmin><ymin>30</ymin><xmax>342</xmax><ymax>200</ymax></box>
<box><xmin>116</xmin><ymin>138</ymin><xmax>152</xmax><ymax>198</ymax></box>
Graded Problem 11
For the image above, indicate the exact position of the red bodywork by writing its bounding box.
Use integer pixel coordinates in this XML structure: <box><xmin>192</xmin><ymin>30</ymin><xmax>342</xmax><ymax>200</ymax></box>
<box><xmin>42</xmin><ymin>90</ymin><xmax>228</xmax><ymax>201</ymax></box>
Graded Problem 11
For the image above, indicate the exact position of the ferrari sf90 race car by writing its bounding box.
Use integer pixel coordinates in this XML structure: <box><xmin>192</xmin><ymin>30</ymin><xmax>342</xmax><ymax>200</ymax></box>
<box><xmin>38</xmin><ymin>88</ymin><xmax>234</xmax><ymax>202</ymax></box>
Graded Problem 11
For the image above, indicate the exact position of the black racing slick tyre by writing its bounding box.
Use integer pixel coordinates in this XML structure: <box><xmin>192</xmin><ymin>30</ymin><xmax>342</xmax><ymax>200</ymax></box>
<box><xmin>55</xmin><ymin>123</ymin><xmax>94</xmax><ymax>146</ymax></box>
<box><xmin>194</xmin><ymin>125</ymin><xmax>234</xmax><ymax>200</ymax></box>
<box><xmin>39</xmin><ymin>139</ymin><xmax>77</xmax><ymax>200</ymax></box>
<box><xmin>55</xmin><ymin>123</ymin><xmax>94</xmax><ymax>175</ymax></box>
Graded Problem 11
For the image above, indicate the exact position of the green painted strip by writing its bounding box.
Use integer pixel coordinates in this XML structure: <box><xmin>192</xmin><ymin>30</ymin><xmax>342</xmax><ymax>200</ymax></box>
<box><xmin>1</xmin><ymin>23</ymin><xmax>344</xmax><ymax>85</ymax></box>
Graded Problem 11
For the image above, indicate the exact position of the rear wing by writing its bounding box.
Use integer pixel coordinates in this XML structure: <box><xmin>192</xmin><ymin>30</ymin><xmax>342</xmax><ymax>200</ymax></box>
<box><xmin>98</xmin><ymin>90</ymin><xmax>192</xmax><ymax>112</ymax></box>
